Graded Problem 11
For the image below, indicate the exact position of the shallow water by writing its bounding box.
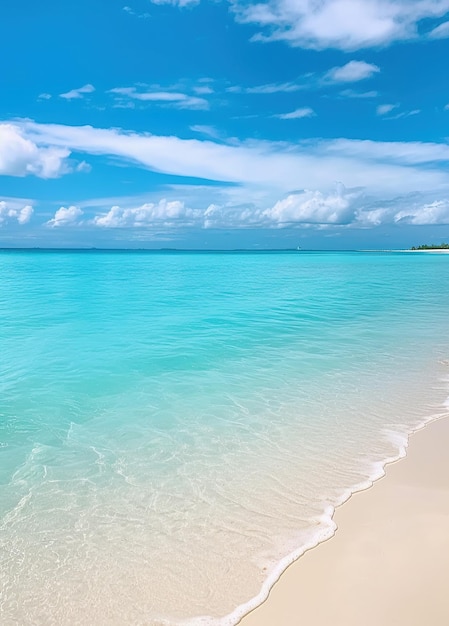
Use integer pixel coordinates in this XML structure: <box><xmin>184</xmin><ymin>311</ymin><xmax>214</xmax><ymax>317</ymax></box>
<box><xmin>1</xmin><ymin>250</ymin><xmax>448</xmax><ymax>625</ymax></box>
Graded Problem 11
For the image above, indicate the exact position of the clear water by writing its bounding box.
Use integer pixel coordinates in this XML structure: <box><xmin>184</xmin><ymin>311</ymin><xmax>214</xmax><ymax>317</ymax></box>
<box><xmin>1</xmin><ymin>250</ymin><xmax>448</xmax><ymax>625</ymax></box>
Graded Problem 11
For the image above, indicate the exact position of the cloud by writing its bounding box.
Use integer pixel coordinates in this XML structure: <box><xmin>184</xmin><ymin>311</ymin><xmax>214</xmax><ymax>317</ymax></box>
<box><xmin>47</xmin><ymin>206</ymin><xmax>84</xmax><ymax>228</ymax></box>
<box><xmin>84</xmin><ymin>187</ymin><xmax>449</xmax><ymax>230</ymax></box>
<box><xmin>109</xmin><ymin>86</ymin><xmax>209</xmax><ymax>110</ymax></box>
<box><xmin>76</xmin><ymin>160</ymin><xmax>92</xmax><ymax>173</ymax></box>
<box><xmin>263</xmin><ymin>185</ymin><xmax>354</xmax><ymax>224</ymax></box>
<box><xmin>190</xmin><ymin>125</ymin><xmax>220</xmax><ymax>139</ymax></box>
<box><xmin>193</xmin><ymin>85</ymin><xmax>214</xmax><ymax>95</ymax></box>
<box><xmin>275</xmin><ymin>107</ymin><xmax>315</xmax><ymax>119</ymax></box>
<box><xmin>244</xmin><ymin>81</ymin><xmax>304</xmax><ymax>94</ymax></box>
<box><xmin>428</xmin><ymin>20</ymin><xmax>449</xmax><ymax>38</ymax></box>
<box><xmin>38</xmin><ymin>93</ymin><xmax>52</xmax><ymax>100</ymax></box>
<box><xmin>445</xmin><ymin>103</ymin><xmax>449</xmax><ymax>110</ymax></box>
<box><xmin>0</xmin><ymin>123</ymin><xmax>70</xmax><ymax>178</ymax></box>
<box><xmin>325</xmin><ymin>60</ymin><xmax>380</xmax><ymax>83</ymax></box>
<box><xmin>231</xmin><ymin>60</ymin><xmax>379</xmax><ymax>95</ymax></box>
<box><xmin>394</xmin><ymin>199</ymin><xmax>449</xmax><ymax>224</ymax></box>
<box><xmin>148</xmin><ymin>0</ymin><xmax>199</xmax><ymax>6</ymax></box>
<box><xmin>339</xmin><ymin>89</ymin><xmax>379</xmax><ymax>98</ymax></box>
<box><xmin>123</xmin><ymin>5</ymin><xmax>151</xmax><ymax>18</ymax></box>
<box><xmin>0</xmin><ymin>200</ymin><xmax>33</xmax><ymax>226</ymax></box>
<box><xmin>233</xmin><ymin>0</ymin><xmax>449</xmax><ymax>50</ymax></box>
<box><xmin>60</xmin><ymin>84</ymin><xmax>95</xmax><ymax>100</ymax></box>
<box><xmin>93</xmin><ymin>200</ymin><xmax>199</xmax><ymax>227</ymax></box>
<box><xmin>12</xmin><ymin>120</ymin><xmax>449</xmax><ymax>205</ymax></box>
<box><xmin>376</xmin><ymin>103</ymin><xmax>398</xmax><ymax>115</ymax></box>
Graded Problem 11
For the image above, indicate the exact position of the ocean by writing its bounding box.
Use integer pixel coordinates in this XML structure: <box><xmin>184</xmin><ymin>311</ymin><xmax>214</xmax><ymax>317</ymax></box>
<box><xmin>1</xmin><ymin>250</ymin><xmax>448</xmax><ymax>625</ymax></box>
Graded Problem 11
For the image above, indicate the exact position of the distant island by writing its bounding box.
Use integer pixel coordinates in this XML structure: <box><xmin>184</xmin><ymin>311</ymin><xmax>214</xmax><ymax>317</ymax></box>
<box><xmin>410</xmin><ymin>243</ymin><xmax>449</xmax><ymax>250</ymax></box>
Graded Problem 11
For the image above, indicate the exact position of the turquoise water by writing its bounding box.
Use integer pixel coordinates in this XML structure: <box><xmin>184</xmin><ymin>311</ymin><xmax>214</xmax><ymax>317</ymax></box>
<box><xmin>1</xmin><ymin>250</ymin><xmax>449</xmax><ymax>625</ymax></box>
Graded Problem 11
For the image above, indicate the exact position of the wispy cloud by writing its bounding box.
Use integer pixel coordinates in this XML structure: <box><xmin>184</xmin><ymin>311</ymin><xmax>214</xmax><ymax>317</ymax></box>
<box><xmin>123</xmin><ymin>5</ymin><xmax>151</xmax><ymax>19</ymax></box>
<box><xmin>377</xmin><ymin>103</ymin><xmax>399</xmax><ymax>116</ymax></box>
<box><xmin>229</xmin><ymin>60</ymin><xmax>380</xmax><ymax>95</ymax></box>
<box><xmin>148</xmin><ymin>0</ymin><xmax>199</xmax><ymax>6</ymax></box>
<box><xmin>16</xmin><ymin>120</ymin><xmax>449</xmax><ymax>198</ymax></box>
<box><xmin>339</xmin><ymin>89</ymin><xmax>379</xmax><ymax>99</ymax></box>
<box><xmin>428</xmin><ymin>20</ymin><xmax>449</xmax><ymax>38</ymax></box>
<box><xmin>190</xmin><ymin>125</ymin><xmax>221</xmax><ymax>139</ymax></box>
<box><xmin>275</xmin><ymin>107</ymin><xmax>315</xmax><ymax>120</ymax></box>
<box><xmin>60</xmin><ymin>84</ymin><xmax>95</xmax><ymax>100</ymax></box>
<box><xmin>38</xmin><ymin>93</ymin><xmax>52</xmax><ymax>101</ymax></box>
<box><xmin>109</xmin><ymin>86</ymin><xmax>209</xmax><ymax>110</ymax></box>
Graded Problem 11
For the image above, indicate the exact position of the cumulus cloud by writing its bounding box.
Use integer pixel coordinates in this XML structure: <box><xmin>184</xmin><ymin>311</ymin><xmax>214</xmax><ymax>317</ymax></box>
<box><xmin>38</xmin><ymin>93</ymin><xmax>52</xmax><ymax>100</ymax></box>
<box><xmin>109</xmin><ymin>86</ymin><xmax>209</xmax><ymax>110</ymax></box>
<box><xmin>93</xmin><ymin>199</ymin><xmax>199</xmax><ymax>228</ymax></box>
<box><xmin>394</xmin><ymin>199</ymin><xmax>449</xmax><ymax>224</ymax></box>
<box><xmin>233</xmin><ymin>0</ymin><xmax>449</xmax><ymax>50</ymax></box>
<box><xmin>60</xmin><ymin>84</ymin><xmax>95</xmax><ymax>100</ymax></box>
<box><xmin>0</xmin><ymin>200</ymin><xmax>33</xmax><ymax>225</ymax></box>
<box><xmin>0</xmin><ymin>123</ymin><xmax>70</xmax><ymax>178</ymax></box>
<box><xmin>325</xmin><ymin>60</ymin><xmax>380</xmax><ymax>82</ymax></box>
<box><xmin>275</xmin><ymin>107</ymin><xmax>315</xmax><ymax>119</ymax></box>
<box><xmin>47</xmin><ymin>206</ymin><xmax>84</xmax><ymax>228</ymax></box>
<box><xmin>263</xmin><ymin>185</ymin><xmax>355</xmax><ymax>224</ymax></box>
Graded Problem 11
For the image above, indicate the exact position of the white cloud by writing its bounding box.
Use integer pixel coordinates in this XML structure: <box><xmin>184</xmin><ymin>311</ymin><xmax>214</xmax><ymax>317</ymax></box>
<box><xmin>263</xmin><ymin>185</ymin><xmax>354</xmax><ymax>224</ymax></box>
<box><xmin>109</xmin><ymin>86</ymin><xmax>209</xmax><ymax>110</ymax></box>
<box><xmin>93</xmin><ymin>200</ymin><xmax>198</xmax><ymax>227</ymax></box>
<box><xmin>0</xmin><ymin>123</ymin><xmax>70</xmax><ymax>178</ymax></box>
<box><xmin>149</xmin><ymin>0</ymin><xmax>199</xmax><ymax>6</ymax></box>
<box><xmin>275</xmin><ymin>107</ymin><xmax>315</xmax><ymax>119</ymax></box>
<box><xmin>325</xmin><ymin>60</ymin><xmax>380</xmax><ymax>83</ymax></box>
<box><xmin>233</xmin><ymin>0</ymin><xmax>449</xmax><ymax>50</ymax></box>
<box><xmin>232</xmin><ymin>60</ymin><xmax>379</xmax><ymax>95</ymax></box>
<box><xmin>76</xmin><ymin>160</ymin><xmax>92</xmax><ymax>173</ymax></box>
<box><xmin>12</xmin><ymin>120</ymin><xmax>449</xmax><ymax>214</ymax></box>
<box><xmin>38</xmin><ymin>93</ymin><xmax>52</xmax><ymax>100</ymax></box>
<box><xmin>193</xmin><ymin>85</ymin><xmax>214</xmax><ymax>95</ymax></box>
<box><xmin>0</xmin><ymin>200</ymin><xmax>33</xmax><ymax>225</ymax></box>
<box><xmin>376</xmin><ymin>103</ymin><xmax>398</xmax><ymax>115</ymax></box>
<box><xmin>340</xmin><ymin>89</ymin><xmax>379</xmax><ymax>98</ymax></box>
<box><xmin>394</xmin><ymin>199</ymin><xmax>449</xmax><ymax>224</ymax></box>
<box><xmin>65</xmin><ymin>182</ymin><xmax>449</xmax><ymax>231</ymax></box>
<box><xmin>47</xmin><ymin>206</ymin><xmax>84</xmax><ymax>228</ymax></box>
<box><xmin>445</xmin><ymin>103</ymin><xmax>449</xmax><ymax>110</ymax></box>
<box><xmin>428</xmin><ymin>20</ymin><xmax>449</xmax><ymax>38</ymax></box>
<box><xmin>60</xmin><ymin>84</ymin><xmax>95</xmax><ymax>100</ymax></box>
<box><xmin>190</xmin><ymin>125</ymin><xmax>220</xmax><ymax>139</ymax></box>
<box><xmin>245</xmin><ymin>81</ymin><xmax>303</xmax><ymax>94</ymax></box>
<box><xmin>123</xmin><ymin>5</ymin><xmax>151</xmax><ymax>18</ymax></box>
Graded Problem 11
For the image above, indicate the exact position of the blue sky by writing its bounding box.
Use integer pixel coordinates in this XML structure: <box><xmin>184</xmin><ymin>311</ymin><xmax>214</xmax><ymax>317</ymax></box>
<box><xmin>1</xmin><ymin>0</ymin><xmax>449</xmax><ymax>248</ymax></box>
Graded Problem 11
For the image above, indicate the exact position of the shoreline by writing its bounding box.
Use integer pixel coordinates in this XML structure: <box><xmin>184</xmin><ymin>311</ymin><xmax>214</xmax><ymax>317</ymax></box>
<box><xmin>238</xmin><ymin>408</ymin><xmax>449</xmax><ymax>626</ymax></box>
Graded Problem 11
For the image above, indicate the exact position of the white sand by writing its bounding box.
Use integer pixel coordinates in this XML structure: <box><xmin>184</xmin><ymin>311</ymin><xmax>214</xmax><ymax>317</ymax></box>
<box><xmin>239</xmin><ymin>416</ymin><xmax>449</xmax><ymax>626</ymax></box>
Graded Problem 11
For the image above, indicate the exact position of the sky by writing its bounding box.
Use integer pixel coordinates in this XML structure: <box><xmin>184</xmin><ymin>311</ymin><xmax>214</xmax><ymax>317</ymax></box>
<box><xmin>1</xmin><ymin>0</ymin><xmax>449</xmax><ymax>249</ymax></box>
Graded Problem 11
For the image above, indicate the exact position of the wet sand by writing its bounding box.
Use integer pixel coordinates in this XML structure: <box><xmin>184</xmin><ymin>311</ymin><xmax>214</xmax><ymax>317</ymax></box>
<box><xmin>239</xmin><ymin>415</ymin><xmax>449</xmax><ymax>626</ymax></box>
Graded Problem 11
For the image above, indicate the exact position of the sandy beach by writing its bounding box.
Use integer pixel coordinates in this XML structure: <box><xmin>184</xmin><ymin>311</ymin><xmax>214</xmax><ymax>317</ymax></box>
<box><xmin>239</xmin><ymin>414</ymin><xmax>449</xmax><ymax>626</ymax></box>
